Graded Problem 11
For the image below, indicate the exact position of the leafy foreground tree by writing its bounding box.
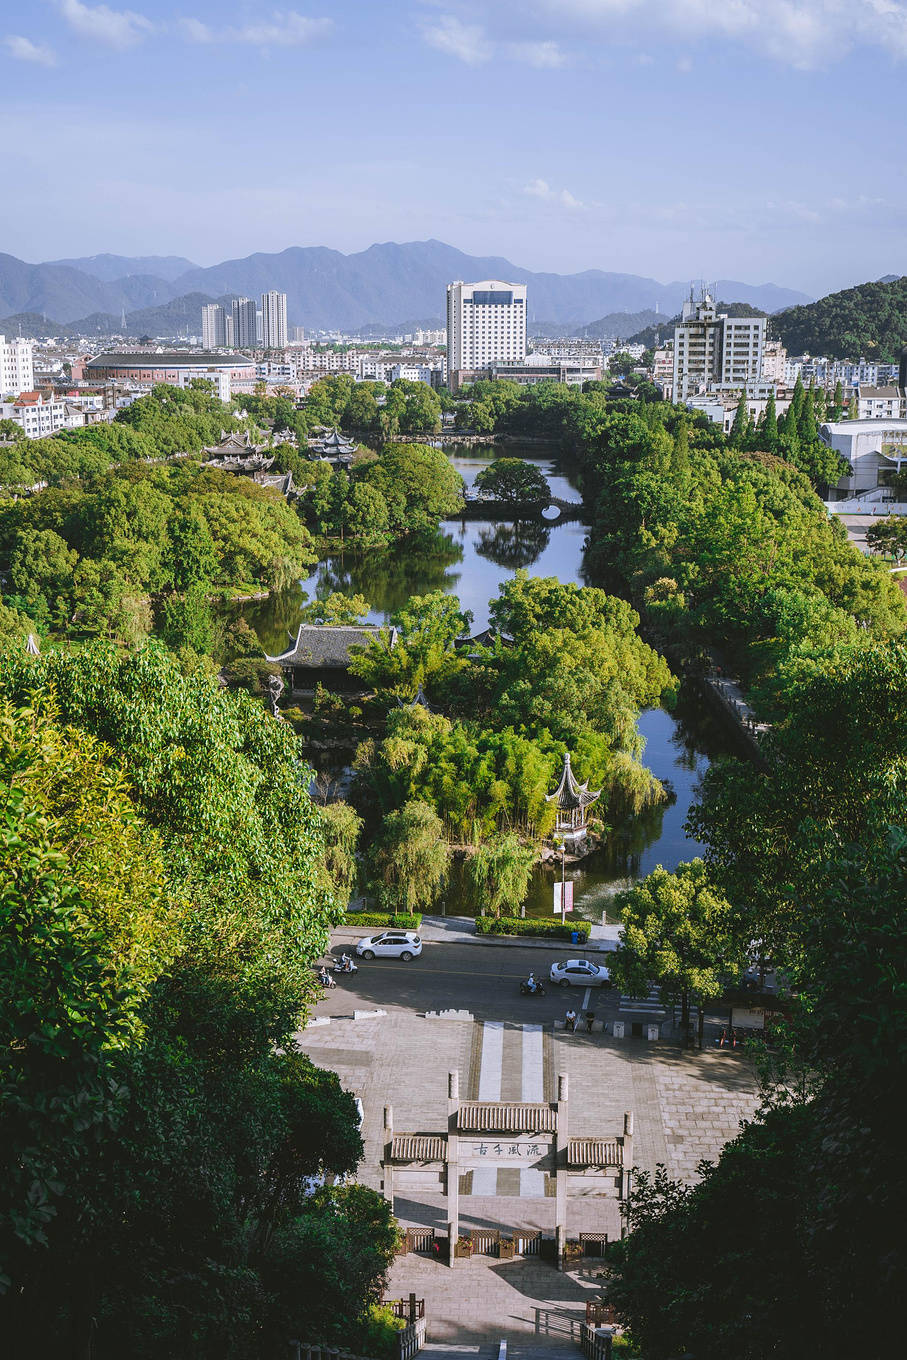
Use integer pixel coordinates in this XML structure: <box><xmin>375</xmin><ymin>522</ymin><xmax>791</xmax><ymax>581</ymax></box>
<box><xmin>0</xmin><ymin>645</ymin><xmax>399</xmax><ymax>1358</ymax></box>
<box><xmin>608</xmin><ymin>830</ymin><xmax>907</xmax><ymax>1360</ymax></box>
<box><xmin>474</xmin><ymin>456</ymin><xmax>549</xmax><ymax>504</ymax></box>
<box><xmin>610</xmin><ymin>859</ymin><xmax>746</xmax><ymax>1031</ymax></box>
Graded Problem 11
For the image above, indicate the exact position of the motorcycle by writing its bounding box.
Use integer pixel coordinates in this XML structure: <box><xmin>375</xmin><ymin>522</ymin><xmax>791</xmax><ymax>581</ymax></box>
<box><xmin>520</xmin><ymin>979</ymin><xmax>546</xmax><ymax>996</ymax></box>
<box><xmin>334</xmin><ymin>956</ymin><xmax>359</xmax><ymax>976</ymax></box>
<box><xmin>317</xmin><ymin>970</ymin><xmax>336</xmax><ymax>990</ymax></box>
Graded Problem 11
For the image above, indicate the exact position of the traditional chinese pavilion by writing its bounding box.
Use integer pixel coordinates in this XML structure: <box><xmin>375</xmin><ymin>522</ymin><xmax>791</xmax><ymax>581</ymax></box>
<box><xmin>545</xmin><ymin>751</ymin><xmax>601</xmax><ymax>845</ymax></box>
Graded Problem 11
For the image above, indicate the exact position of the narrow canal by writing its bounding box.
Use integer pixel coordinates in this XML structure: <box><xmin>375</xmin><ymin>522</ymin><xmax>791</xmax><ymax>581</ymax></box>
<box><xmin>246</xmin><ymin>444</ymin><xmax>744</xmax><ymax>921</ymax></box>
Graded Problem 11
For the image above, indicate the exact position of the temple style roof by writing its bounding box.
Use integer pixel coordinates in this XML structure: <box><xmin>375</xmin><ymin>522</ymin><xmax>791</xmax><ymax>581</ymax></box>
<box><xmin>545</xmin><ymin>751</ymin><xmax>601</xmax><ymax>813</ymax></box>
<box><xmin>202</xmin><ymin>431</ymin><xmax>270</xmax><ymax>461</ymax></box>
<box><xmin>391</xmin><ymin>1135</ymin><xmax>446</xmax><ymax>1162</ymax></box>
<box><xmin>568</xmin><ymin>1138</ymin><xmax>623</xmax><ymax>1168</ymax></box>
<box><xmin>457</xmin><ymin>1102</ymin><xmax>556</xmax><ymax>1133</ymax></box>
<box><xmin>399</xmin><ymin>684</ymin><xmax>433</xmax><ymax>711</ymax></box>
<box><xmin>268</xmin><ymin>622</ymin><xmax>396</xmax><ymax>668</ymax></box>
<box><xmin>307</xmin><ymin>426</ymin><xmax>357</xmax><ymax>454</ymax></box>
<box><xmin>454</xmin><ymin>628</ymin><xmax>514</xmax><ymax>654</ymax></box>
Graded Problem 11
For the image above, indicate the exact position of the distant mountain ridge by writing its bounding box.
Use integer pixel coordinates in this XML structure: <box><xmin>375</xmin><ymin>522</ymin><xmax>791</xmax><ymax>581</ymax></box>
<box><xmin>46</xmin><ymin>253</ymin><xmax>198</xmax><ymax>283</ymax></box>
<box><xmin>0</xmin><ymin>240</ymin><xmax>811</xmax><ymax>332</ymax></box>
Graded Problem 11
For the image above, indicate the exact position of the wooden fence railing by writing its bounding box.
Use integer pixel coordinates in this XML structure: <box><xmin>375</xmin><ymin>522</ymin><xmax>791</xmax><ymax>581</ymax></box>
<box><xmin>398</xmin><ymin>1317</ymin><xmax>426</xmax><ymax>1360</ymax></box>
<box><xmin>580</xmin><ymin>1321</ymin><xmax>613</xmax><ymax>1360</ymax></box>
<box><xmin>585</xmin><ymin>1302</ymin><xmax>618</xmax><ymax>1326</ymax></box>
<box><xmin>386</xmin><ymin>1298</ymin><xmax>425</xmax><ymax>1321</ymax></box>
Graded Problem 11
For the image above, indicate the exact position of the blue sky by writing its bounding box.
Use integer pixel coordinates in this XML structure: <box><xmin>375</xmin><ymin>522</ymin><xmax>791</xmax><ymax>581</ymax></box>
<box><xmin>2</xmin><ymin>0</ymin><xmax>906</xmax><ymax>295</ymax></box>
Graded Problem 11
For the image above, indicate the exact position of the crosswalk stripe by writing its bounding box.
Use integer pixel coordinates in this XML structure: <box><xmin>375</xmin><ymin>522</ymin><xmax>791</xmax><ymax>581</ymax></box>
<box><xmin>473</xmin><ymin>1021</ymin><xmax>504</xmax><ymax>1194</ymax></box>
<box><xmin>520</xmin><ymin>1024</ymin><xmax>546</xmax><ymax>1197</ymax></box>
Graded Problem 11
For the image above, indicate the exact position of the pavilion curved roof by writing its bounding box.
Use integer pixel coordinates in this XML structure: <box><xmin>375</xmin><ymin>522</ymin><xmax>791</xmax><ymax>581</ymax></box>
<box><xmin>545</xmin><ymin>751</ymin><xmax>601</xmax><ymax>811</ymax></box>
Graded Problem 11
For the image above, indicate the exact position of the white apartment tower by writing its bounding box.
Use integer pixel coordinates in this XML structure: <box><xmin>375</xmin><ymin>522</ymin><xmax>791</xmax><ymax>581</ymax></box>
<box><xmin>672</xmin><ymin>291</ymin><xmax>766</xmax><ymax>402</ymax></box>
<box><xmin>261</xmin><ymin>291</ymin><xmax>288</xmax><ymax>349</ymax></box>
<box><xmin>201</xmin><ymin>304</ymin><xmax>227</xmax><ymax>349</ymax></box>
<box><xmin>0</xmin><ymin>334</ymin><xmax>35</xmax><ymax>396</ymax></box>
<box><xmin>447</xmin><ymin>280</ymin><xmax>527</xmax><ymax>381</ymax></box>
<box><xmin>232</xmin><ymin>297</ymin><xmax>258</xmax><ymax>350</ymax></box>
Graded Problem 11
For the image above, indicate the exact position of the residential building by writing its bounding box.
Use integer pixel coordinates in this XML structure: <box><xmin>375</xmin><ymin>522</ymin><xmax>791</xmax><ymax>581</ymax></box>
<box><xmin>0</xmin><ymin>390</ymin><xmax>83</xmax><ymax>439</ymax></box>
<box><xmin>224</xmin><ymin>314</ymin><xmax>234</xmax><ymax>347</ymax></box>
<box><xmin>498</xmin><ymin>356</ymin><xmax>602</xmax><ymax>385</ymax></box>
<box><xmin>652</xmin><ymin>345</ymin><xmax>674</xmax><ymax>395</ymax></box>
<box><xmin>856</xmin><ymin>385</ymin><xmax>903</xmax><ymax>420</ymax></box>
<box><xmin>760</xmin><ymin>338</ymin><xmax>787</xmax><ymax>384</ymax></box>
<box><xmin>686</xmin><ymin>389</ymin><xmax>792</xmax><ymax>435</ymax></box>
<box><xmin>81</xmin><ymin>351</ymin><xmax>254</xmax><ymax>401</ymax></box>
<box><xmin>0</xmin><ymin>334</ymin><xmax>35</xmax><ymax>396</ymax></box>
<box><xmin>291</xmin><ymin>326</ymin><xmax>306</xmax><ymax>343</ymax></box>
<box><xmin>201</xmin><ymin>304</ymin><xmax>227</xmax><ymax>349</ymax></box>
<box><xmin>671</xmin><ymin>291</ymin><xmax>766</xmax><ymax>402</ymax></box>
<box><xmin>446</xmin><ymin>279</ymin><xmax>527</xmax><ymax>384</ymax></box>
<box><xmin>232</xmin><ymin>297</ymin><xmax>258</xmax><ymax>350</ymax></box>
<box><xmin>261</xmin><ymin>291</ymin><xmax>288</xmax><ymax>349</ymax></box>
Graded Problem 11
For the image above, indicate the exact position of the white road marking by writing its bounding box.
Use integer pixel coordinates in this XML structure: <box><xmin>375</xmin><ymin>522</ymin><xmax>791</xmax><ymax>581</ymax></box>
<box><xmin>582</xmin><ymin>987</ymin><xmax>592</xmax><ymax>1012</ymax></box>
<box><xmin>520</xmin><ymin>1023</ymin><xmax>547</xmax><ymax>1197</ymax></box>
<box><xmin>472</xmin><ymin>1021</ymin><xmax>504</xmax><ymax>1194</ymax></box>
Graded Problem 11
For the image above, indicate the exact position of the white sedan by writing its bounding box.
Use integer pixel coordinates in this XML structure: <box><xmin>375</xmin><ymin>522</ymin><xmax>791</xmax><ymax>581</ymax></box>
<box><xmin>549</xmin><ymin>958</ymin><xmax>611</xmax><ymax>988</ymax></box>
<box><xmin>355</xmin><ymin>930</ymin><xmax>422</xmax><ymax>961</ymax></box>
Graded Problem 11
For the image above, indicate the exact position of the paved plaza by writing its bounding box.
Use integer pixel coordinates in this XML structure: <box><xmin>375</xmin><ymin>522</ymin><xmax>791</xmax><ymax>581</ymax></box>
<box><xmin>296</xmin><ymin>935</ymin><xmax>760</xmax><ymax>1347</ymax></box>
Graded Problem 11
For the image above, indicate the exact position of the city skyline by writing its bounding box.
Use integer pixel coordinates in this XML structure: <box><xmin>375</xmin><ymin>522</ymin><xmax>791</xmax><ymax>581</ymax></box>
<box><xmin>2</xmin><ymin>2</ymin><xmax>907</xmax><ymax>295</ymax></box>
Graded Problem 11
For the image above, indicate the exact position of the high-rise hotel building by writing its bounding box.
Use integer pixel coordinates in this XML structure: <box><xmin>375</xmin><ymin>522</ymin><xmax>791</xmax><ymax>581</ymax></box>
<box><xmin>672</xmin><ymin>291</ymin><xmax>766</xmax><ymax>402</ymax></box>
<box><xmin>446</xmin><ymin>279</ymin><xmax>527</xmax><ymax>388</ymax></box>
<box><xmin>261</xmin><ymin>291</ymin><xmax>288</xmax><ymax>349</ymax></box>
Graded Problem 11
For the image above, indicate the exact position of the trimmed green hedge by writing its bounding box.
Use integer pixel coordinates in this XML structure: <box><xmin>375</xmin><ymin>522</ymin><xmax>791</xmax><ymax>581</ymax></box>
<box><xmin>346</xmin><ymin>911</ymin><xmax>423</xmax><ymax>929</ymax></box>
<box><xmin>474</xmin><ymin>916</ymin><xmax>590</xmax><ymax>941</ymax></box>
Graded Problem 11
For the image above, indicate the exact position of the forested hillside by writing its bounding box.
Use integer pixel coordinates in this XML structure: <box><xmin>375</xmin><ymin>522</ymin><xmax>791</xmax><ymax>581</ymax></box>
<box><xmin>773</xmin><ymin>275</ymin><xmax>907</xmax><ymax>358</ymax></box>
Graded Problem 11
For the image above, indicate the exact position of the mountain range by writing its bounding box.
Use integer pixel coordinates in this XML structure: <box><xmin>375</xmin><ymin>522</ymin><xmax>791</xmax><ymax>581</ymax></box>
<box><xmin>0</xmin><ymin>240</ymin><xmax>811</xmax><ymax>335</ymax></box>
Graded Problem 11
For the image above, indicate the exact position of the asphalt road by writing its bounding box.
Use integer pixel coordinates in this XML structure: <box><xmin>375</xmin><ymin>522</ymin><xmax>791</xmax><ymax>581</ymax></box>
<box><xmin>311</xmin><ymin>940</ymin><xmax>620</xmax><ymax>1025</ymax></box>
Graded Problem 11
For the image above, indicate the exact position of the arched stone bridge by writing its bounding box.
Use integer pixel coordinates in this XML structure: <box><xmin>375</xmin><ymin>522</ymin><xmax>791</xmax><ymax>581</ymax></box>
<box><xmin>451</xmin><ymin>494</ymin><xmax>587</xmax><ymax>526</ymax></box>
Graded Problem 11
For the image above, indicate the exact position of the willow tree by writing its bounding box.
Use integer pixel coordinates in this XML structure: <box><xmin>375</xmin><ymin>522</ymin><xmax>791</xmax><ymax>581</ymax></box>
<box><xmin>466</xmin><ymin>832</ymin><xmax>537</xmax><ymax>917</ymax></box>
<box><xmin>371</xmin><ymin>799</ymin><xmax>450</xmax><ymax>914</ymax></box>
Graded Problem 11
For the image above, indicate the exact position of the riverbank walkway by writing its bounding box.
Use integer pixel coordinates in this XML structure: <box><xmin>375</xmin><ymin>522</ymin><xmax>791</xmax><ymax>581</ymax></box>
<box><xmin>702</xmin><ymin>669</ymin><xmax>770</xmax><ymax>760</ymax></box>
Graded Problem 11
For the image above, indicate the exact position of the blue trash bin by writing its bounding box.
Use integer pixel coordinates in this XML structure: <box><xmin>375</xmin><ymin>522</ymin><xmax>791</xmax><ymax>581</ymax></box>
<box><xmin>571</xmin><ymin>930</ymin><xmax>579</xmax><ymax>945</ymax></box>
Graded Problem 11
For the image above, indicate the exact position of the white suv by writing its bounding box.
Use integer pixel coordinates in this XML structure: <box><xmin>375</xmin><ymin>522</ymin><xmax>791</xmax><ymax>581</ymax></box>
<box><xmin>356</xmin><ymin>931</ymin><xmax>423</xmax><ymax>961</ymax></box>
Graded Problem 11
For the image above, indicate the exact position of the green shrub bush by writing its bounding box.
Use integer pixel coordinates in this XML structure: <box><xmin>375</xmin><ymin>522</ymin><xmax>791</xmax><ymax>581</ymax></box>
<box><xmin>346</xmin><ymin>911</ymin><xmax>423</xmax><ymax>929</ymax></box>
<box><xmin>474</xmin><ymin>916</ymin><xmax>590</xmax><ymax>940</ymax></box>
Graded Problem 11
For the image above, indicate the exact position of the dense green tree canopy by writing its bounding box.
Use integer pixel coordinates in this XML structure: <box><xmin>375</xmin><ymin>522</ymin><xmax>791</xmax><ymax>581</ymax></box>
<box><xmin>474</xmin><ymin>456</ymin><xmax>549</xmax><ymax>503</ymax></box>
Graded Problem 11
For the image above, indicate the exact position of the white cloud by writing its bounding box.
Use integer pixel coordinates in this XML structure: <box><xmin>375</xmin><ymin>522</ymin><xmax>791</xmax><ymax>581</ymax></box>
<box><xmin>529</xmin><ymin>0</ymin><xmax>907</xmax><ymax>68</ymax></box>
<box><xmin>4</xmin><ymin>35</ymin><xmax>58</xmax><ymax>66</ymax></box>
<box><xmin>506</xmin><ymin>40</ymin><xmax>566</xmax><ymax>67</ymax></box>
<box><xmin>179</xmin><ymin>18</ymin><xmax>213</xmax><ymax>43</ymax></box>
<box><xmin>423</xmin><ymin>15</ymin><xmax>489</xmax><ymax>64</ymax></box>
<box><xmin>524</xmin><ymin>179</ymin><xmax>584</xmax><ymax>209</ymax></box>
<box><xmin>180</xmin><ymin>12</ymin><xmax>332</xmax><ymax>47</ymax></box>
<box><xmin>424</xmin><ymin>16</ymin><xmax>567</xmax><ymax>66</ymax></box>
<box><xmin>58</xmin><ymin>0</ymin><xmax>153</xmax><ymax>49</ymax></box>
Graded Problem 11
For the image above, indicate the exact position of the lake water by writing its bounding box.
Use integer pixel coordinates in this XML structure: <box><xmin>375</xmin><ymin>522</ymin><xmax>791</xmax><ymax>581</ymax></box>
<box><xmin>244</xmin><ymin>443</ymin><xmax>743</xmax><ymax>920</ymax></box>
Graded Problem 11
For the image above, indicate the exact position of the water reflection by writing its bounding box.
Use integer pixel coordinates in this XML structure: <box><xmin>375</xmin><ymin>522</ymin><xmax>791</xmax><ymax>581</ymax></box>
<box><xmin>241</xmin><ymin>443</ymin><xmax>742</xmax><ymax>907</ymax></box>
<box><xmin>475</xmin><ymin>521</ymin><xmax>552</xmax><ymax>570</ymax></box>
<box><xmin>516</xmin><ymin>695</ymin><xmax>747</xmax><ymax>922</ymax></box>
